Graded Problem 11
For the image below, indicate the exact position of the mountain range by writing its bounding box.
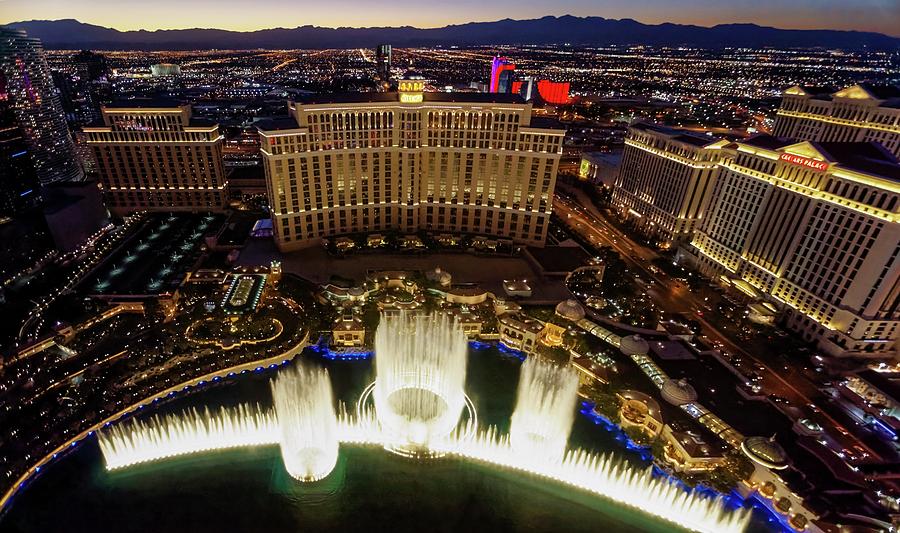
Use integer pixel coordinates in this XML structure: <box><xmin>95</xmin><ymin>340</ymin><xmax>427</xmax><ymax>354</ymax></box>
<box><xmin>6</xmin><ymin>16</ymin><xmax>900</xmax><ymax>51</ymax></box>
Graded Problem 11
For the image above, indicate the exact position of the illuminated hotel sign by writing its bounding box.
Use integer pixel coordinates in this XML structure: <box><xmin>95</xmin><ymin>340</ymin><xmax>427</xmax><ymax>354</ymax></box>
<box><xmin>779</xmin><ymin>153</ymin><xmax>829</xmax><ymax>172</ymax></box>
<box><xmin>579</xmin><ymin>159</ymin><xmax>590</xmax><ymax>179</ymax></box>
<box><xmin>398</xmin><ymin>79</ymin><xmax>424</xmax><ymax>103</ymax></box>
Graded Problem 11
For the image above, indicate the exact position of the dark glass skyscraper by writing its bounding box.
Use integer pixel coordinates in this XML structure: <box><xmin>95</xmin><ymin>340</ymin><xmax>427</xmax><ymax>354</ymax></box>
<box><xmin>0</xmin><ymin>77</ymin><xmax>39</xmax><ymax>216</ymax></box>
<box><xmin>0</xmin><ymin>27</ymin><xmax>83</xmax><ymax>184</ymax></box>
<box><xmin>376</xmin><ymin>44</ymin><xmax>392</xmax><ymax>82</ymax></box>
<box><xmin>53</xmin><ymin>50</ymin><xmax>109</xmax><ymax>127</ymax></box>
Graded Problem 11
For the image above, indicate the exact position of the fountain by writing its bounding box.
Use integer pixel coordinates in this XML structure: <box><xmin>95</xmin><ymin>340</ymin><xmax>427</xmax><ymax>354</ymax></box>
<box><xmin>509</xmin><ymin>356</ymin><xmax>579</xmax><ymax>462</ymax></box>
<box><xmin>94</xmin><ymin>313</ymin><xmax>753</xmax><ymax>533</ymax></box>
<box><xmin>373</xmin><ymin>313</ymin><xmax>468</xmax><ymax>454</ymax></box>
<box><xmin>271</xmin><ymin>365</ymin><xmax>339</xmax><ymax>481</ymax></box>
<box><xmin>98</xmin><ymin>405</ymin><xmax>277</xmax><ymax>470</ymax></box>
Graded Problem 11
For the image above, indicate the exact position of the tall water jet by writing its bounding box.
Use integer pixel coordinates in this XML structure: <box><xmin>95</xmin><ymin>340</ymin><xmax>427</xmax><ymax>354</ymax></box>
<box><xmin>510</xmin><ymin>356</ymin><xmax>579</xmax><ymax>462</ymax></box>
<box><xmin>374</xmin><ymin>313</ymin><xmax>468</xmax><ymax>453</ymax></box>
<box><xmin>271</xmin><ymin>364</ymin><xmax>339</xmax><ymax>481</ymax></box>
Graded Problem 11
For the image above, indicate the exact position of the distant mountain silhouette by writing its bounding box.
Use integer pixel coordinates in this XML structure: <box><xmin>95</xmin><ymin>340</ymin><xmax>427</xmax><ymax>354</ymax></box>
<box><xmin>6</xmin><ymin>16</ymin><xmax>899</xmax><ymax>51</ymax></box>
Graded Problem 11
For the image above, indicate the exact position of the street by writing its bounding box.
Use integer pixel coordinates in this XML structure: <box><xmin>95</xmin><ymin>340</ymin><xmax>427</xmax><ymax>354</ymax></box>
<box><xmin>552</xmin><ymin>186</ymin><xmax>888</xmax><ymax>462</ymax></box>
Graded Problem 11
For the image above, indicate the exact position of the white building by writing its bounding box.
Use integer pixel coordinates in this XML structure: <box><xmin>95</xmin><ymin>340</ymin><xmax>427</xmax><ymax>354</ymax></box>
<box><xmin>691</xmin><ymin>135</ymin><xmax>900</xmax><ymax>358</ymax></box>
<box><xmin>774</xmin><ymin>84</ymin><xmax>900</xmax><ymax>158</ymax></box>
<box><xmin>612</xmin><ymin>122</ymin><xmax>729</xmax><ymax>247</ymax></box>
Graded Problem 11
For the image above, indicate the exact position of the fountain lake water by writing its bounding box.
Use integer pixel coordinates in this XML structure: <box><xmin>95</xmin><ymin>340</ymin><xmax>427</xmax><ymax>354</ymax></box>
<box><xmin>96</xmin><ymin>313</ymin><xmax>752</xmax><ymax>533</ymax></box>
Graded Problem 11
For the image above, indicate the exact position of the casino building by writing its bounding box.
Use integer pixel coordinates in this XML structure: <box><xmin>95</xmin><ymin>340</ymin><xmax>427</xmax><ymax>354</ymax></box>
<box><xmin>85</xmin><ymin>101</ymin><xmax>228</xmax><ymax>214</ymax></box>
<box><xmin>774</xmin><ymin>84</ymin><xmax>900</xmax><ymax>158</ymax></box>
<box><xmin>256</xmin><ymin>77</ymin><xmax>565</xmax><ymax>251</ymax></box>
<box><xmin>612</xmin><ymin>122</ymin><xmax>729</xmax><ymax>247</ymax></box>
<box><xmin>690</xmin><ymin>135</ymin><xmax>900</xmax><ymax>358</ymax></box>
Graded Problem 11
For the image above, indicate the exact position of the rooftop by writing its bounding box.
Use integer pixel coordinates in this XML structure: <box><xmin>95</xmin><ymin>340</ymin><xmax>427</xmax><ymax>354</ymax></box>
<box><xmin>742</xmin><ymin>436</ymin><xmax>789</xmax><ymax>469</ymax></box>
<box><xmin>582</xmin><ymin>151</ymin><xmax>623</xmax><ymax>166</ymax></box>
<box><xmin>669</xmin><ymin>428</ymin><xmax>725</xmax><ymax>458</ymax></box>
<box><xmin>740</xmin><ymin>134</ymin><xmax>796</xmax><ymax>151</ymax></box>
<box><xmin>661</xmin><ymin>378</ymin><xmax>698</xmax><ymax>406</ymax></box>
<box><xmin>630</xmin><ymin>121</ymin><xmax>719</xmax><ymax>148</ymax></box>
<box><xmin>292</xmin><ymin>91</ymin><xmax>526</xmax><ymax>106</ymax></box>
<box><xmin>859</xmin><ymin>83</ymin><xmax>900</xmax><ymax>101</ymax></box>
<box><xmin>254</xmin><ymin>117</ymin><xmax>301</xmax><ymax>132</ymax></box>
<box><xmin>106</xmin><ymin>97</ymin><xmax>186</xmax><ymax>109</ymax></box>
<box><xmin>813</xmin><ymin>142</ymin><xmax>900</xmax><ymax>181</ymax></box>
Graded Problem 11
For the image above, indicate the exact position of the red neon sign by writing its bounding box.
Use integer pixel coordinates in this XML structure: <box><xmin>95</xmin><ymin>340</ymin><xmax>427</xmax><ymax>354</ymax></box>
<box><xmin>780</xmin><ymin>153</ymin><xmax>828</xmax><ymax>172</ymax></box>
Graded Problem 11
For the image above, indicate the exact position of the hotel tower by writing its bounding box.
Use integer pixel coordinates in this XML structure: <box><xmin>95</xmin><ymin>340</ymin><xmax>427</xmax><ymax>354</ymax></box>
<box><xmin>85</xmin><ymin>101</ymin><xmax>228</xmax><ymax>214</ymax></box>
<box><xmin>257</xmin><ymin>77</ymin><xmax>564</xmax><ymax>251</ymax></box>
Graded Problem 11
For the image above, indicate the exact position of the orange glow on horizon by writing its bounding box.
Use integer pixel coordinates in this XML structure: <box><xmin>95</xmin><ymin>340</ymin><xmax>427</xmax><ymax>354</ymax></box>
<box><xmin>0</xmin><ymin>1</ymin><xmax>897</xmax><ymax>37</ymax></box>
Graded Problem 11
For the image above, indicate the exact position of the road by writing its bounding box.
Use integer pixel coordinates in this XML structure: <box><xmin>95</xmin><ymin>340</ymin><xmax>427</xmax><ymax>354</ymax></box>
<box><xmin>553</xmin><ymin>188</ymin><xmax>883</xmax><ymax>461</ymax></box>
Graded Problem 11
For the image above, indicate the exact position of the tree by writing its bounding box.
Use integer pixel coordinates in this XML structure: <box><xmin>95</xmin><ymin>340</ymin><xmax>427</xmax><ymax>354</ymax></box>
<box><xmin>623</xmin><ymin>425</ymin><xmax>652</xmax><ymax>447</ymax></box>
<box><xmin>587</xmin><ymin>384</ymin><xmax>620</xmax><ymax>420</ymax></box>
<box><xmin>536</xmin><ymin>344</ymin><xmax>571</xmax><ymax>366</ymax></box>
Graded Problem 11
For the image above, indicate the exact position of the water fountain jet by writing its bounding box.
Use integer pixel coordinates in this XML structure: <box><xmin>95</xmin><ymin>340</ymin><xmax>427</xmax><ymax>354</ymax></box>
<box><xmin>509</xmin><ymin>356</ymin><xmax>579</xmax><ymax>462</ymax></box>
<box><xmin>373</xmin><ymin>313</ymin><xmax>468</xmax><ymax>455</ymax></box>
<box><xmin>271</xmin><ymin>364</ymin><xmax>339</xmax><ymax>481</ymax></box>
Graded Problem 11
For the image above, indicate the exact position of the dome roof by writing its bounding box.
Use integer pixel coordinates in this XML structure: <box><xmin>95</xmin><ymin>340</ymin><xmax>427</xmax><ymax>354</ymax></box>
<box><xmin>619</xmin><ymin>335</ymin><xmax>649</xmax><ymax>356</ymax></box>
<box><xmin>661</xmin><ymin>378</ymin><xmax>698</xmax><ymax>405</ymax></box>
<box><xmin>555</xmin><ymin>299</ymin><xmax>585</xmax><ymax>321</ymax></box>
<box><xmin>742</xmin><ymin>436</ymin><xmax>789</xmax><ymax>469</ymax></box>
<box><xmin>426</xmin><ymin>267</ymin><xmax>451</xmax><ymax>285</ymax></box>
<box><xmin>348</xmin><ymin>286</ymin><xmax>366</xmax><ymax>297</ymax></box>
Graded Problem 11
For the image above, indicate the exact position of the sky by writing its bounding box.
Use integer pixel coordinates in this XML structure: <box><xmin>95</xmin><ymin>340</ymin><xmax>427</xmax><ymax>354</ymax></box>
<box><xmin>1</xmin><ymin>0</ymin><xmax>899</xmax><ymax>36</ymax></box>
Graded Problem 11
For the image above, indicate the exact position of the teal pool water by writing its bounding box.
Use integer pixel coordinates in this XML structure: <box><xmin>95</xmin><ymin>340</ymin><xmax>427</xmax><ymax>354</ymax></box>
<box><xmin>0</xmin><ymin>348</ymin><xmax>774</xmax><ymax>533</ymax></box>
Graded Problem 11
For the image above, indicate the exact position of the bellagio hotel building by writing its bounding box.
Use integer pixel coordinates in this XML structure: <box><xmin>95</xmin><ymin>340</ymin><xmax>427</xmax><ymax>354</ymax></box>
<box><xmin>85</xmin><ymin>102</ymin><xmax>228</xmax><ymax>215</ymax></box>
<box><xmin>256</xmin><ymin>78</ymin><xmax>564</xmax><ymax>251</ymax></box>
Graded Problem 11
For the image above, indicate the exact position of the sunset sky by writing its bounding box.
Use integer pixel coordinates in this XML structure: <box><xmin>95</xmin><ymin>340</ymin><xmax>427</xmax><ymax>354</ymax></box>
<box><xmin>2</xmin><ymin>0</ymin><xmax>899</xmax><ymax>36</ymax></box>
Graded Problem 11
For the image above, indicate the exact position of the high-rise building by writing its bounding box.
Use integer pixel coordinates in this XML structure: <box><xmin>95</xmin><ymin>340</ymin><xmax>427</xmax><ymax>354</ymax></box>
<box><xmin>511</xmin><ymin>78</ymin><xmax>571</xmax><ymax>105</ymax></box>
<box><xmin>53</xmin><ymin>70</ymin><xmax>99</xmax><ymax>126</ymax></box>
<box><xmin>84</xmin><ymin>101</ymin><xmax>228</xmax><ymax>215</ymax></box>
<box><xmin>690</xmin><ymin>135</ymin><xmax>900</xmax><ymax>358</ymax></box>
<box><xmin>0</xmin><ymin>27</ymin><xmax>83</xmax><ymax>184</ymax></box>
<box><xmin>490</xmin><ymin>56</ymin><xmax>515</xmax><ymax>94</ymax></box>
<box><xmin>257</xmin><ymin>78</ymin><xmax>565</xmax><ymax>251</ymax></box>
<box><xmin>774</xmin><ymin>84</ymin><xmax>900</xmax><ymax>158</ymax></box>
<box><xmin>612</xmin><ymin>122</ymin><xmax>728</xmax><ymax>247</ymax></box>
<box><xmin>53</xmin><ymin>50</ymin><xmax>108</xmax><ymax>127</ymax></box>
<box><xmin>375</xmin><ymin>44</ymin><xmax>392</xmax><ymax>82</ymax></box>
<box><xmin>0</xmin><ymin>76</ymin><xmax>39</xmax><ymax>216</ymax></box>
<box><xmin>72</xmin><ymin>50</ymin><xmax>107</xmax><ymax>82</ymax></box>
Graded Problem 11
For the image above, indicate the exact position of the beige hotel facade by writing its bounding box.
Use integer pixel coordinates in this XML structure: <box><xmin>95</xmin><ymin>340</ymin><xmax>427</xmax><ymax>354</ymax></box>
<box><xmin>85</xmin><ymin>102</ymin><xmax>228</xmax><ymax>215</ymax></box>
<box><xmin>610</xmin><ymin>85</ymin><xmax>900</xmax><ymax>358</ymax></box>
<box><xmin>773</xmin><ymin>84</ymin><xmax>900</xmax><ymax>158</ymax></box>
<box><xmin>612</xmin><ymin>122</ymin><xmax>728</xmax><ymax>247</ymax></box>
<box><xmin>691</xmin><ymin>136</ymin><xmax>900</xmax><ymax>358</ymax></box>
<box><xmin>256</xmin><ymin>79</ymin><xmax>565</xmax><ymax>251</ymax></box>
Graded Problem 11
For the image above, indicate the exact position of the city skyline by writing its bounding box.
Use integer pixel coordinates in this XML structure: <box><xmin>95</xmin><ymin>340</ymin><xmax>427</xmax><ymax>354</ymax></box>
<box><xmin>2</xmin><ymin>0</ymin><xmax>900</xmax><ymax>37</ymax></box>
<box><xmin>1</xmin><ymin>10</ymin><xmax>900</xmax><ymax>532</ymax></box>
